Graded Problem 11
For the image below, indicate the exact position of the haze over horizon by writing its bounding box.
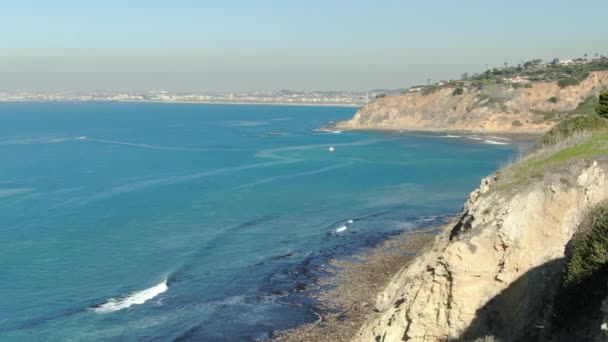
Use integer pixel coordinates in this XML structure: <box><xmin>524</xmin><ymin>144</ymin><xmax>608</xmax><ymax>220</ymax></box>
<box><xmin>2</xmin><ymin>0</ymin><xmax>607</xmax><ymax>92</ymax></box>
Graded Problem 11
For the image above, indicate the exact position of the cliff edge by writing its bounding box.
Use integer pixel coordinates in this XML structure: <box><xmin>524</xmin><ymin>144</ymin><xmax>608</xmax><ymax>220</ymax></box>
<box><xmin>355</xmin><ymin>115</ymin><xmax>608</xmax><ymax>341</ymax></box>
<box><xmin>336</xmin><ymin>71</ymin><xmax>608</xmax><ymax>133</ymax></box>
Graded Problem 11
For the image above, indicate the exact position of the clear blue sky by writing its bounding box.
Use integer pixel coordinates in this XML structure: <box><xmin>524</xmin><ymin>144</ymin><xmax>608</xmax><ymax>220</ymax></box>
<box><xmin>1</xmin><ymin>0</ymin><xmax>607</xmax><ymax>91</ymax></box>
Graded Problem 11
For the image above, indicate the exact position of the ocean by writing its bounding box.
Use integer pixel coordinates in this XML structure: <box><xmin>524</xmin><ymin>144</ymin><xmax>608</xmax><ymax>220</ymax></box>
<box><xmin>0</xmin><ymin>102</ymin><xmax>527</xmax><ymax>341</ymax></box>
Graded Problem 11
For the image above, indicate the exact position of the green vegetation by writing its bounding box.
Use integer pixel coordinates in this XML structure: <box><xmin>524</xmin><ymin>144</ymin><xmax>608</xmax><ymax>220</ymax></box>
<box><xmin>532</xmin><ymin>109</ymin><xmax>560</xmax><ymax>121</ymax></box>
<box><xmin>512</xmin><ymin>120</ymin><xmax>523</xmax><ymax>126</ymax></box>
<box><xmin>421</xmin><ymin>85</ymin><xmax>442</xmax><ymax>96</ymax></box>
<box><xmin>552</xmin><ymin>203</ymin><xmax>608</xmax><ymax>330</ymax></box>
<box><xmin>408</xmin><ymin>56</ymin><xmax>608</xmax><ymax>100</ymax></box>
<box><xmin>375</xmin><ymin>93</ymin><xmax>386</xmax><ymax>99</ymax></box>
<box><xmin>474</xmin><ymin>93</ymin><xmax>506</xmax><ymax>109</ymax></box>
<box><xmin>533</xmin><ymin>115</ymin><xmax>608</xmax><ymax>150</ymax></box>
<box><xmin>597</xmin><ymin>90</ymin><xmax>608</xmax><ymax>118</ymax></box>
<box><xmin>558</xmin><ymin>73</ymin><xmax>590</xmax><ymax>88</ymax></box>
<box><xmin>573</xmin><ymin>95</ymin><xmax>600</xmax><ymax>116</ymax></box>
<box><xmin>469</xmin><ymin>58</ymin><xmax>604</xmax><ymax>85</ymax></box>
<box><xmin>564</xmin><ymin>205</ymin><xmax>608</xmax><ymax>287</ymax></box>
<box><xmin>452</xmin><ymin>87</ymin><xmax>464</xmax><ymax>96</ymax></box>
<box><xmin>548</xmin><ymin>96</ymin><xmax>559</xmax><ymax>104</ymax></box>
<box><xmin>496</xmin><ymin>116</ymin><xmax>608</xmax><ymax>191</ymax></box>
<box><xmin>529</xmin><ymin>96</ymin><xmax>598</xmax><ymax>123</ymax></box>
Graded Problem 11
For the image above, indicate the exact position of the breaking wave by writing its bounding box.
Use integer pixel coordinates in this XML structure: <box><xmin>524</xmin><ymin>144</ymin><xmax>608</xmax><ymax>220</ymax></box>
<box><xmin>334</xmin><ymin>226</ymin><xmax>348</xmax><ymax>233</ymax></box>
<box><xmin>483</xmin><ymin>139</ymin><xmax>509</xmax><ymax>145</ymax></box>
<box><xmin>486</xmin><ymin>136</ymin><xmax>511</xmax><ymax>141</ymax></box>
<box><xmin>92</xmin><ymin>280</ymin><xmax>168</xmax><ymax>313</ymax></box>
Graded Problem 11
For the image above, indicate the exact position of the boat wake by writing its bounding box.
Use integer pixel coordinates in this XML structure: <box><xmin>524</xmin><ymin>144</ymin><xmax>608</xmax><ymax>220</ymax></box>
<box><xmin>92</xmin><ymin>280</ymin><xmax>168</xmax><ymax>313</ymax></box>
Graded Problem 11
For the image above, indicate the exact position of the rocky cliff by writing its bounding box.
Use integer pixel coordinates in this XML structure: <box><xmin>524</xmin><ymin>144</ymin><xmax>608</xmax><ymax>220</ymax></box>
<box><xmin>336</xmin><ymin>71</ymin><xmax>608</xmax><ymax>133</ymax></box>
<box><xmin>355</xmin><ymin>116</ymin><xmax>608</xmax><ymax>341</ymax></box>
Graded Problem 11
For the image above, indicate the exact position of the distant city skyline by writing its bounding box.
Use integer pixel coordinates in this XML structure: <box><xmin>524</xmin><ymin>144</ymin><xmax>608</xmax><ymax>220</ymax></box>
<box><xmin>2</xmin><ymin>0</ymin><xmax>607</xmax><ymax>92</ymax></box>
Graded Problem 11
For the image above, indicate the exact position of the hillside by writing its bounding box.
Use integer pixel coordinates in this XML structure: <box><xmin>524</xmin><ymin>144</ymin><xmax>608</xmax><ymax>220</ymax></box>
<box><xmin>354</xmin><ymin>115</ymin><xmax>608</xmax><ymax>341</ymax></box>
<box><xmin>335</xmin><ymin>71</ymin><xmax>608</xmax><ymax>133</ymax></box>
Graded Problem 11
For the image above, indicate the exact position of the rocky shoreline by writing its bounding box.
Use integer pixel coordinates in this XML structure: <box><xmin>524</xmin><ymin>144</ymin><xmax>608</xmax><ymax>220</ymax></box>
<box><xmin>276</xmin><ymin>114</ymin><xmax>608</xmax><ymax>341</ymax></box>
<box><xmin>272</xmin><ymin>225</ymin><xmax>442</xmax><ymax>342</ymax></box>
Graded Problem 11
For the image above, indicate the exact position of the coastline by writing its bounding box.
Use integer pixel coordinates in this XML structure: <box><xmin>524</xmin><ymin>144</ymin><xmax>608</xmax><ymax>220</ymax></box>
<box><xmin>0</xmin><ymin>99</ymin><xmax>363</xmax><ymax>108</ymax></box>
<box><xmin>324</xmin><ymin>125</ymin><xmax>544</xmax><ymax>144</ymax></box>
<box><xmin>330</xmin><ymin>122</ymin><xmax>549</xmax><ymax>135</ymax></box>
<box><xmin>271</xmin><ymin>224</ymin><xmax>445</xmax><ymax>342</ymax></box>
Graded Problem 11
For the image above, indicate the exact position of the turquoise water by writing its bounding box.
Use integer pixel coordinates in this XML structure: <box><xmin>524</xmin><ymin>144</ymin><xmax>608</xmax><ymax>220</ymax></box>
<box><xmin>0</xmin><ymin>102</ymin><xmax>526</xmax><ymax>341</ymax></box>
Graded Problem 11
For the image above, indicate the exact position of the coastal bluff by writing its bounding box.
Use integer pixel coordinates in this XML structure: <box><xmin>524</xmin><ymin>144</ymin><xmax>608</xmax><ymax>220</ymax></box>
<box><xmin>354</xmin><ymin>116</ymin><xmax>608</xmax><ymax>341</ymax></box>
<box><xmin>336</xmin><ymin>71</ymin><xmax>608</xmax><ymax>133</ymax></box>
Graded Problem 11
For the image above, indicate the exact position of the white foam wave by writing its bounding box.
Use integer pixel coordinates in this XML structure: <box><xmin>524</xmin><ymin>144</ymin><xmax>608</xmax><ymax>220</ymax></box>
<box><xmin>486</xmin><ymin>136</ymin><xmax>511</xmax><ymax>141</ymax></box>
<box><xmin>255</xmin><ymin>138</ymin><xmax>387</xmax><ymax>160</ymax></box>
<box><xmin>64</xmin><ymin>139</ymin><xmax>385</xmax><ymax>206</ymax></box>
<box><xmin>483</xmin><ymin>139</ymin><xmax>508</xmax><ymax>145</ymax></box>
<box><xmin>330</xmin><ymin>130</ymin><xmax>342</xmax><ymax>134</ymax></box>
<box><xmin>74</xmin><ymin>160</ymin><xmax>285</xmax><ymax>205</ymax></box>
<box><xmin>85</xmin><ymin>138</ymin><xmax>224</xmax><ymax>152</ymax></box>
<box><xmin>335</xmin><ymin>226</ymin><xmax>348</xmax><ymax>233</ymax></box>
<box><xmin>93</xmin><ymin>280</ymin><xmax>168</xmax><ymax>313</ymax></box>
<box><xmin>347</xmin><ymin>219</ymin><xmax>354</xmax><ymax>224</ymax></box>
<box><xmin>312</xmin><ymin>308</ymin><xmax>323</xmax><ymax>323</ymax></box>
<box><xmin>466</xmin><ymin>136</ymin><xmax>483</xmax><ymax>141</ymax></box>
<box><xmin>75</xmin><ymin>136</ymin><xmax>87</xmax><ymax>140</ymax></box>
<box><xmin>233</xmin><ymin>162</ymin><xmax>352</xmax><ymax>189</ymax></box>
<box><xmin>0</xmin><ymin>137</ymin><xmax>78</xmax><ymax>145</ymax></box>
<box><xmin>0</xmin><ymin>188</ymin><xmax>35</xmax><ymax>198</ymax></box>
<box><xmin>440</xmin><ymin>135</ymin><xmax>461</xmax><ymax>138</ymax></box>
<box><xmin>223</xmin><ymin>120</ymin><xmax>268</xmax><ymax>127</ymax></box>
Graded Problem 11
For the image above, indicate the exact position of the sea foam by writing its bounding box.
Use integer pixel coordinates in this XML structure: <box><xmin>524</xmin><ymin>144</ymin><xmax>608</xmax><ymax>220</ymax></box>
<box><xmin>483</xmin><ymin>139</ymin><xmax>508</xmax><ymax>145</ymax></box>
<box><xmin>93</xmin><ymin>280</ymin><xmax>168</xmax><ymax>313</ymax></box>
<box><xmin>335</xmin><ymin>226</ymin><xmax>348</xmax><ymax>233</ymax></box>
<box><xmin>486</xmin><ymin>136</ymin><xmax>511</xmax><ymax>141</ymax></box>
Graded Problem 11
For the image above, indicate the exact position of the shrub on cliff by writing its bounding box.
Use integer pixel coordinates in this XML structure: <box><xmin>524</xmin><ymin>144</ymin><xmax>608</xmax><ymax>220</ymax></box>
<box><xmin>564</xmin><ymin>205</ymin><xmax>608</xmax><ymax>287</ymax></box>
<box><xmin>452</xmin><ymin>87</ymin><xmax>464</xmax><ymax>96</ymax></box>
<box><xmin>557</xmin><ymin>72</ymin><xmax>590</xmax><ymax>88</ymax></box>
<box><xmin>596</xmin><ymin>90</ymin><xmax>608</xmax><ymax>118</ymax></box>
<box><xmin>551</xmin><ymin>204</ymin><xmax>608</xmax><ymax>334</ymax></box>
<box><xmin>532</xmin><ymin>115</ymin><xmax>608</xmax><ymax>151</ymax></box>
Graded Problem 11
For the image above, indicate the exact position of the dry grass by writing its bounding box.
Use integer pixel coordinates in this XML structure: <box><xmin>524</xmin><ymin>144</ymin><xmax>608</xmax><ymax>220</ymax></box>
<box><xmin>493</xmin><ymin>117</ymin><xmax>608</xmax><ymax>193</ymax></box>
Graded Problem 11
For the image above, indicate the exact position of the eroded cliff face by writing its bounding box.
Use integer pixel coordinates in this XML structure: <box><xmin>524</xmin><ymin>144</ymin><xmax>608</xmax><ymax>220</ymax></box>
<box><xmin>336</xmin><ymin>71</ymin><xmax>608</xmax><ymax>133</ymax></box>
<box><xmin>355</xmin><ymin>159</ymin><xmax>608</xmax><ymax>341</ymax></box>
